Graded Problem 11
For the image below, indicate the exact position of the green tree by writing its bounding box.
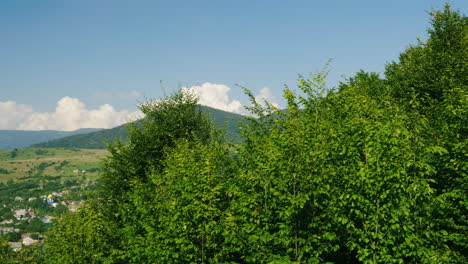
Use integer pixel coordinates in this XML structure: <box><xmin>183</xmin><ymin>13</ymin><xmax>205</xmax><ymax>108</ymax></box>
<box><xmin>10</xmin><ymin>149</ymin><xmax>18</xmax><ymax>159</ymax></box>
<box><xmin>339</xmin><ymin>70</ymin><xmax>389</xmax><ymax>101</ymax></box>
<box><xmin>324</xmin><ymin>87</ymin><xmax>438</xmax><ymax>263</ymax></box>
<box><xmin>45</xmin><ymin>201</ymin><xmax>119</xmax><ymax>264</ymax></box>
<box><xmin>43</xmin><ymin>90</ymin><xmax>220</xmax><ymax>263</ymax></box>
<box><xmin>5</xmin><ymin>232</ymin><xmax>21</xmax><ymax>243</ymax></box>
<box><xmin>0</xmin><ymin>239</ymin><xmax>15</xmax><ymax>263</ymax></box>
<box><xmin>385</xmin><ymin>4</ymin><xmax>467</xmax><ymax>110</ymax></box>
<box><xmin>25</xmin><ymin>217</ymin><xmax>47</xmax><ymax>234</ymax></box>
<box><xmin>100</xmin><ymin>90</ymin><xmax>214</xmax><ymax>201</ymax></box>
<box><xmin>131</xmin><ymin>137</ymin><xmax>237</xmax><ymax>262</ymax></box>
<box><xmin>384</xmin><ymin>4</ymin><xmax>467</xmax><ymax>261</ymax></box>
<box><xmin>0</xmin><ymin>238</ymin><xmax>46</xmax><ymax>264</ymax></box>
<box><xmin>227</xmin><ymin>70</ymin><xmax>341</xmax><ymax>263</ymax></box>
<box><xmin>232</xmin><ymin>67</ymin><xmax>444</xmax><ymax>263</ymax></box>
<box><xmin>99</xmin><ymin>90</ymin><xmax>218</xmax><ymax>262</ymax></box>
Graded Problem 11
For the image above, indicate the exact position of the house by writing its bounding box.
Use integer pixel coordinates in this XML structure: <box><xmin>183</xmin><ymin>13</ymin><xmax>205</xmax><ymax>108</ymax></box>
<box><xmin>0</xmin><ymin>227</ymin><xmax>15</xmax><ymax>235</ymax></box>
<box><xmin>0</xmin><ymin>219</ymin><xmax>13</xmax><ymax>225</ymax></box>
<box><xmin>8</xmin><ymin>242</ymin><xmax>22</xmax><ymax>252</ymax></box>
<box><xmin>42</xmin><ymin>215</ymin><xmax>54</xmax><ymax>224</ymax></box>
<box><xmin>44</xmin><ymin>194</ymin><xmax>54</xmax><ymax>204</ymax></box>
<box><xmin>22</xmin><ymin>235</ymin><xmax>38</xmax><ymax>246</ymax></box>
<box><xmin>13</xmin><ymin>209</ymin><xmax>27</xmax><ymax>220</ymax></box>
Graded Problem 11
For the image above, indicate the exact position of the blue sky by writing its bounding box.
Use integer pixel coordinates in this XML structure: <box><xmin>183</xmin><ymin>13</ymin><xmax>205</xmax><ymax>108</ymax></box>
<box><xmin>0</xmin><ymin>0</ymin><xmax>466</xmax><ymax>130</ymax></box>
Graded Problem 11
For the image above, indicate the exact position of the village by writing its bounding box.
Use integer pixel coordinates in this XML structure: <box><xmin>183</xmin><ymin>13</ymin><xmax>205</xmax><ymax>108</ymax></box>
<box><xmin>0</xmin><ymin>178</ymin><xmax>95</xmax><ymax>251</ymax></box>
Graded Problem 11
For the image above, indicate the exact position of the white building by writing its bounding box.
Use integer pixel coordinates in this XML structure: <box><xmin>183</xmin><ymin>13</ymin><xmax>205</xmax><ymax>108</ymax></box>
<box><xmin>22</xmin><ymin>236</ymin><xmax>38</xmax><ymax>246</ymax></box>
<box><xmin>13</xmin><ymin>209</ymin><xmax>27</xmax><ymax>220</ymax></box>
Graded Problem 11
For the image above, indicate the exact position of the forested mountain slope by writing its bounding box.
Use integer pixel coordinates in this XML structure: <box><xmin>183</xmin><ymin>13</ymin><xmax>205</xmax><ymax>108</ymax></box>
<box><xmin>31</xmin><ymin>106</ymin><xmax>246</xmax><ymax>149</ymax></box>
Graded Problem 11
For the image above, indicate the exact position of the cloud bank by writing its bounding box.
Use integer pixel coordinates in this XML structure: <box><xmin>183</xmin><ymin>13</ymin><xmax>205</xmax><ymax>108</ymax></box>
<box><xmin>0</xmin><ymin>101</ymin><xmax>33</xmax><ymax>130</ymax></box>
<box><xmin>1</xmin><ymin>83</ymin><xmax>279</xmax><ymax>131</ymax></box>
<box><xmin>182</xmin><ymin>83</ymin><xmax>279</xmax><ymax>114</ymax></box>
<box><xmin>0</xmin><ymin>97</ymin><xmax>141</xmax><ymax>131</ymax></box>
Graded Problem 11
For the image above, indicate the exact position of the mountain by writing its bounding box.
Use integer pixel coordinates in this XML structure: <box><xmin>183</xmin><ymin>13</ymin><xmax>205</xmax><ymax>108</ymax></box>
<box><xmin>31</xmin><ymin>123</ymin><xmax>130</xmax><ymax>149</ymax></box>
<box><xmin>31</xmin><ymin>106</ymin><xmax>247</xmax><ymax>149</ymax></box>
<box><xmin>0</xmin><ymin>128</ymin><xmax>102</xmax><ymax>150</ymax></box>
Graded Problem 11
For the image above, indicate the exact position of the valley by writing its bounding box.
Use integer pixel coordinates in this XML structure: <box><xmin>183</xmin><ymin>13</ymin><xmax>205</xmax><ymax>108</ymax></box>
<box><xmin>0</xmin><ymin>148</ymin><xmax>107</xmax><ymax>250</ymax></box>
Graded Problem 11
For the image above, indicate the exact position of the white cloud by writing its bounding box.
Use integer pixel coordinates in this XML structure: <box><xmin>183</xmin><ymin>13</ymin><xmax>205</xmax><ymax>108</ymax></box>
<box><xmin>1</xmin><ymin>85</ymin><xmax>283</xmax><ymax>131</ymax></box>
<box><xmin>182</xmin><ymin>82</ymin><xmax>281</xmax><ymax>115</ymax></box>
<box><xmin>255</xmin><ymin>87</ymin><xmax>280</xmax><ymax>108</ymax></box>
<box><xmin>182</xmin><ymin>83</ymin><xmax>244</xmax><ymax>114</ymax></box>
<box><xmin>0</xmin><ymin>101</ymin><xmax>33</xmax><ymax>129</ymax></box>
<box><xmin>0</xmin><ymin>97</ymin><xmax>141</xmax><ymax>131</ymax></box>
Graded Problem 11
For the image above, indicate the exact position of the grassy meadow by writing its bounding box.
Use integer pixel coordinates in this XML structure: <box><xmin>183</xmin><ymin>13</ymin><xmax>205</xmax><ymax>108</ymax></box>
<box><xmin>0</xmin><ymin>148</ymin><xmax>108</xmax><ymax>183</ymax></box>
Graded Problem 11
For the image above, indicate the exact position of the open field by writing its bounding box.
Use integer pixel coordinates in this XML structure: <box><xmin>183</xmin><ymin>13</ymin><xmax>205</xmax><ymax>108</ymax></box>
<box><xmin>0</xmin><ymin>148</ymin><xmax>109</xmax><ymax>183</ymax></box>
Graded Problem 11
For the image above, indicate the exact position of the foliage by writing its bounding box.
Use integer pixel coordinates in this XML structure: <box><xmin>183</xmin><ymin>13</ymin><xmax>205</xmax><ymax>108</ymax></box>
<box><xmin>0</xmin><ymin>238</ymin><xmax>43</xmax><ymax>264</ymax></box>
<box><xmin>100</xmin><ymin>90</ymin><xmax>215</xmax><ymax>201</ymax></box>
<box><xmin>45</xmin><ymin>201</ymin><xmax>119</xmax><ymax>264</ymax></box>
<box><xmin>385</xmin><ymin>4</ymin><xmax>467</xmax><ymax>113</ymax></box>
<box><xmin>10</xmin><ymin>149</ymin><xmax>17</xmax><ymax>158</ymax></box>
<box><xmin>126</xmin><ymin>138</ymin><xmax>237</xmax><ymax>262</ymax></box>
<box><xmin>384</xmin><ymin>4</ymin><xmax>468</xmax><ymax>262</ymax></box>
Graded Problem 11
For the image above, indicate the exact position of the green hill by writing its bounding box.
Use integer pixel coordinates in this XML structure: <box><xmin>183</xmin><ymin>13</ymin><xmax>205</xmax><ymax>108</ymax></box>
<box><xmin>0</xmin><ymin>128</ymin><xmax>102</xmax><ymax>150</ymax></box>
<box><xmin>0</xmin><ymin>147</ymin><xmax>108</xmax><ymax>183</ymax></box>
<box><xmin>31</xmin><ymin>123</ymin><xmax>130</xmax><ymax>149</ymax></box>
<box><xmin>31</xmin><ymin>106</ymin><xmax>246</xmax><ymax>149</ymax></box>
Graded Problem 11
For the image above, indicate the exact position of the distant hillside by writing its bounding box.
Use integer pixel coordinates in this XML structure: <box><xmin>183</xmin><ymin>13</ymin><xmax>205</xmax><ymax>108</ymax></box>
<box><xmin>31</xmin><ymin>123</ymin><xmax>130</xmax><ymax>149</ymax></box>
<box><xmin>0</xmin><ymin>128</ymin><xmax>102</xmax><ymax>150</ymax></box>
<box><xmin>200</xmin><ymin>106</ymin><xmax>246</xmax><ymax>142</ymax></box>
<box><xmin>31</xmin><ymin>106</ymin><xmax>246</xmax><ymax>149</ymax></box>
<box><xmin>0</xmin><ymin>147</ymin><xmax>108</xmax><ymax>183</ymax></box>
